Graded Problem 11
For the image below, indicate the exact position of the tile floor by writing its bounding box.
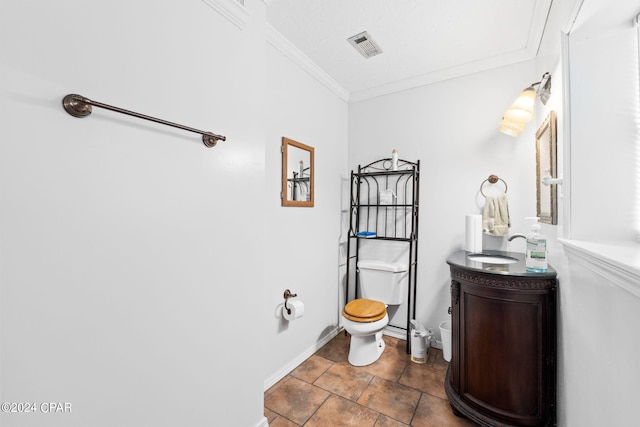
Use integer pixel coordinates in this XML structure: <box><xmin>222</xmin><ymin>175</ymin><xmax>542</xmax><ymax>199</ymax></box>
<box><xmin>264</xmin><ymin>332</ymin><xmax>476</xmax><ymax>426</ymax></box>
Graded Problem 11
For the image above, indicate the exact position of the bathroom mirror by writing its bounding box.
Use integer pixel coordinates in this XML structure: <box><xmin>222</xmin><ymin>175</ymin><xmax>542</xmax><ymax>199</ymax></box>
<box><xmin>535</xmin><ymin>111</ymin><xmax>557</xmax><ymax>224</ymax></box>
<box><xmin>281</xmin><ymin>137</ymin><xmax>314</xmax><ymax>207</ymax></box>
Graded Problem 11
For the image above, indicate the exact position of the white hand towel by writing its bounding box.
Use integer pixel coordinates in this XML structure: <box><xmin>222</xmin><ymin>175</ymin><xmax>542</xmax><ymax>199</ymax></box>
<box><xmin>482</xmin><ymin>194</ymin><xmax>511</xmax><ymax>236</ymax></box>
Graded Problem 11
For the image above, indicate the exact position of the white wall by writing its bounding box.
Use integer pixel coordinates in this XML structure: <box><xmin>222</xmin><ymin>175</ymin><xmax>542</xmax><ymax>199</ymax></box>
<box><xmin>348</xmin><ymin>62</ymin><xmax>540</xmax><ymax>338</ymax></box>
<box><xmin>0</xmin><ymin>1</ymin><xmax>267</xmax><ymax>426</ymax></box>
<box><xmin>263</xmin><ymin>39</ymin><xmax>349</xmax><ymax>388</ymax></box>
<box><xmin>568</xmin><ymin>2</ymin><xmax>639</xmax><ymax>241</ymax></box>
<box><xmin>553</xmin><ymin>0</ymin><xmax>640</xmax><ymax>425</ymax></box>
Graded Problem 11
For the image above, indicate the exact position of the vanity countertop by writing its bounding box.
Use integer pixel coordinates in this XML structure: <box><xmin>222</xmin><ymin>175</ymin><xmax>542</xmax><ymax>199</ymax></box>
<box><xmin>446</xmin><ymin>250</ymin><xmax>557</xmax><ymax>278</ymax></box>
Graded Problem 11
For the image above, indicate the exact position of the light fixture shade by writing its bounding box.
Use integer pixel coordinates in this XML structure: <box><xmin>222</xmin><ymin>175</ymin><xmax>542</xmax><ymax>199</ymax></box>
<box><xmin>498</xmin><ymin>126</ymin><xmax>520</xmax><ymax>137</ymax></box>
<box><xmin>498</xmin><ymin>117</ymin><xmax>524</xmax><ymax>137</ymax></box>
<box><xmin>499</xmin><ymin>118</ymin><xmax>525</xmax><ymax>131</ymax></box>
<box><xmin>503</xmin><ymin>87</ymin><xmax>536</xmax><ymax>124</ymax></box>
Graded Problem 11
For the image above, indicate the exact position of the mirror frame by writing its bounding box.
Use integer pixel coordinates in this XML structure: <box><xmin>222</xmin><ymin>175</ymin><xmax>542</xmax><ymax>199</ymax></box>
<box><xmin>281</xmin><ymin>137</ymin><xmax>314</xmax><ymax>207</ymax></box>
<box><xmin>535</xmin><ymin>111</ymin><xmax>557</xmax><ymax>224</ymax></box>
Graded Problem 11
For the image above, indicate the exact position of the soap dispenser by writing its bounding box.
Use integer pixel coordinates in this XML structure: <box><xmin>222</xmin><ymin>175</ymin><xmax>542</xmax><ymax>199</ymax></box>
<box><xmin>525</xmin><ymin>217</ymin><xmax>548</xmax><ymax>272</ymax></box>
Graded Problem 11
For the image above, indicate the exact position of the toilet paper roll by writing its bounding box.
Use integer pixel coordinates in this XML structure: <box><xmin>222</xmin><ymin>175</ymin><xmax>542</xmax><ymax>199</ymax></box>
<box><xmin>283</xmin><ymin>300</ymin><xmax>305</xmax><ymax>321</ymax></box>
<box><xmin>465</xmin><ymin>214</ymin><xmax>483</xmax><ymax>253</ymax></box>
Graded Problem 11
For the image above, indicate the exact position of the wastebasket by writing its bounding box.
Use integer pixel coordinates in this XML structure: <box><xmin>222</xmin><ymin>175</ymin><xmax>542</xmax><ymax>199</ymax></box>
<box><xmin>411</xmin><ymin>329</ymin><xmax>428</xmax><ymax>364</ymax></box>
<box><xmin>439</xmin><ymin>320</ymin><xmax>452</xmax><ymax>362</ymax></box>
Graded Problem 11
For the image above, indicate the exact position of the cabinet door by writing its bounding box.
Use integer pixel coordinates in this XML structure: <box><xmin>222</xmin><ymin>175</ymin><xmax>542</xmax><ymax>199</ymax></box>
<box><xmin>459</xmin><ymin>283</ymin><xmax>553</xmax><ymax>425</ymax></box>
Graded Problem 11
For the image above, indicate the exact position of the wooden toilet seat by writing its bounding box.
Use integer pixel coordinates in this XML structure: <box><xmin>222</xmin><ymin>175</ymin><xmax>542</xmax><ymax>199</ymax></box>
<box><xmin>342</xmin><ymin>298</ymin><xmax>386</xmax><ymax>322</ymax></box>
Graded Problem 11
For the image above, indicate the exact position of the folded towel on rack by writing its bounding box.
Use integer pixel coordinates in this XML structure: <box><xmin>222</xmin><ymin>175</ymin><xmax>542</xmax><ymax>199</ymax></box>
<box><xmin>482</xmin><ymin>194</ymin><xmax>511</xmax><ymax>236</ymax></box>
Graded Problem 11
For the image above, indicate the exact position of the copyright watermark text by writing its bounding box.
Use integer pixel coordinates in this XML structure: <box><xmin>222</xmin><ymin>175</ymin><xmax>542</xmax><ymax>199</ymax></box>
<box><xmin>1</xmin><ymin>402</ymin><xmax>72</xmax><ymax>413</ymax></box>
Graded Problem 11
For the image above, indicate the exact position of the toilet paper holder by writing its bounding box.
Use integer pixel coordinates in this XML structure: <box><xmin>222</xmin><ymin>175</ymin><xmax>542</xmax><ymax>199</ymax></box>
<box><xmin>283</xmin><ymin>289</ymin><xmax>298</xmax><ymax>315</ymax></box>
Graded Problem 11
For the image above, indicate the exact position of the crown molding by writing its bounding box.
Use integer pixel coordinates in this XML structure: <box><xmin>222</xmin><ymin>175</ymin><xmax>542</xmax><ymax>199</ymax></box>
<box><xmin>266</xmin><ymin>24</ymin><xmax>350</xmax><ymax>103</ymax></box>
<box><xmin>349</xmin><ymin>50</ymin><xmax>535</xmax><ymax>103</ymax></box>
<box><xmin>201</xmin><ymin>0</ymin><xmax>249</xmax><ymax>30</ymax></box>
<box><xmin>265</xmin><ymin>0</ymin><xmax>551</xmax><ymax>103</ymax></box>
<box><xmin>349</xmin><ymin>0</ymin><xmax>548</xmax><ymax>102</ymax></box>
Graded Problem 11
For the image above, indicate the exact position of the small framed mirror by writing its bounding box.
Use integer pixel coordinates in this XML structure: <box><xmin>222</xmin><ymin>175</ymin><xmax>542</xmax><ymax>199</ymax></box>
<box><xmin>282</xmin><ymin>137</ymin><xmax>314</xmax><ymax>207</ymax></box>
<box><xmin>535</xmin><ymin>111</ymin><xmax>557</xmax><ymax>224</ymax></box>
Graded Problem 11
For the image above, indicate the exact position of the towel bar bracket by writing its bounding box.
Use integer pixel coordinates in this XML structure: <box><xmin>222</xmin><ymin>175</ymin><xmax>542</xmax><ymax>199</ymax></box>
<box><xmin>62</xmin><ymin>94</ymin><xmax>226</xmax><ymax>148</ymax></box>
<box><xmin>63</xmin><ymin>94</ymin><xmax>92</xmax><ymax>118</ymax></box>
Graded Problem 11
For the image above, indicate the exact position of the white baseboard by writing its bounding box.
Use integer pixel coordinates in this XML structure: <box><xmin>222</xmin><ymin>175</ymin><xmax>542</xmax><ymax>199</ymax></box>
<box><xmin>255</xmin><ymin>416</ymin><xmax>269</xmax><ymax>427</ymax></box>
<box><xmin>263</xmin><ymin>326</ymin><xmax>342</xmax><ymax>391</ymax></box>
<box><xmin>383</xmin><ymin>325</ymin><xmax>408</xmax><ymax>340</ymax></box>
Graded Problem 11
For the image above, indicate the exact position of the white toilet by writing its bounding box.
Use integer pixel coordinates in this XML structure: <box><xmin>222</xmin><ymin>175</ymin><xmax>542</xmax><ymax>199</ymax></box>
<box><xmin>341</xmin><ymin>260</ymin><xmax>408</xmax><ymax>366</ymax></box>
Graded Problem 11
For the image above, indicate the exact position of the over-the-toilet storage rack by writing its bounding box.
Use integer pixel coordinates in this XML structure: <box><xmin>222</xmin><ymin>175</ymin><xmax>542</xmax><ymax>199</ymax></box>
<box><xmin>345</xmin><ymin>157</ymin><xmax>420</xmax><ymax>353</ymax></box>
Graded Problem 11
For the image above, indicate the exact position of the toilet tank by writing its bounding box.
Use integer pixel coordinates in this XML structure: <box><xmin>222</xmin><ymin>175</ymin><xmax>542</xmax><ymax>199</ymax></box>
<box><xmin>357</xmin><ymin>260</ymin><xmax>408</xmax><ymax>305</ymax></box>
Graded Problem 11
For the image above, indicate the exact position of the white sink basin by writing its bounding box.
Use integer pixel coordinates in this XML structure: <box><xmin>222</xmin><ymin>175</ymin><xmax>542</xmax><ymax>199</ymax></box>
<box><xmin>467</xmin><ymin>254</ymin><xmax>519</xmax><ymax>264</ymax></box>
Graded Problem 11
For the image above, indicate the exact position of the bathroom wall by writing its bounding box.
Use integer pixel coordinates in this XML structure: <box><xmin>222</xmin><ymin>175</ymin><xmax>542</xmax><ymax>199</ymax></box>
<box><xmin>550</xmin><ymin>0</ymin><xmax>640</xmax><ymax>425</ymax></box>
<box><xmin>262</xmin><ymin>36</ymin><xmax>349</xmax><ymax>388</ymax></box>
<box><xmin>0</xmin><ymin>1</ymin><xmax>267</xmax><ymax>426</ymax></box>
<box><xmin>567</xmin><ymin>1</ymin><xmax>639</xmax><ymax>242</ymax></box>
<box><xmin>348</xmin><ymin>61</ymin><xmax>540</xmax><ymax>341</ymax></box>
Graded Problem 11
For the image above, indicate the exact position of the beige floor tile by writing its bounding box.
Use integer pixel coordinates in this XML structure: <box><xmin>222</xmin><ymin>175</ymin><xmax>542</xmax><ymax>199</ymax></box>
<box><xmin>291</xmin><ymin>355</ymin><xmax>334</xmax><ymax>384</ymax></box>
<box><xmin>427</xmin><ymin>348</ymin><xmax>449</xmax><ymax>373</ymax></box>
<box><xmin>357</xmin><ymin>376</ymin><xmax>421</xmax><ymax>424</ymax></box>
<box><xmin>398</xmin><ymin>360</ymin><xmax>447</xmax><ymax>399</ymax></box>
<box><xmin>264</xmin><ymin>332</ymin><xmax>462</xmax><ymax>427</ymax></box>
<box><xmin>265</xmin><ymin>375</ymin><xmax>289</xmax><ymax>397</ymax></box>
<box><xmin>305</xmin><ymin>395</ymin><xmax>379</xmax><ymax>427</ymax></box>
<box><xmin>358</xmin><ymin>338</ymin><xmax>410</xmax><ymax>382</ymax></box>
<box><xmin>411</xmin><ymin>393</ymin><xmax>477</xmax><ymax>427</ymax></box>
<box><xmin>264</xmin><ymin>376</ymin><xmax>330</xmax><ymax>425</ymax></box>
<box><xmin>314</xmin><ymin>362</ymin><xmax>375</xmax><ymax>401</ymax></box>
<box><xmin>373</xmin><ymin>414</ymin><xmax>410</xmax><ymax>426</ymax></box>
<box><xmin>264</xmin><ymin>407</ymin><xmax>278</xmax><ymax>423</ymax></box>
<box><xmin>268</xmin><ymin>415</ymin><xmax>301</xmax><ymax>427</ymax></box>
<box><xmin>315</xmin><ymin>332</ymin><xmax>350</xmax><ymax>363</ymax></box>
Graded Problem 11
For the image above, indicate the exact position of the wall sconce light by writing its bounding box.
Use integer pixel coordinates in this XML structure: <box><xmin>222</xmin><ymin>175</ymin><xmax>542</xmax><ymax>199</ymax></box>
<box><xmin>499</xmin><ymin>72</ymin><xmax>551</xmax><ymax>137</ymax></box>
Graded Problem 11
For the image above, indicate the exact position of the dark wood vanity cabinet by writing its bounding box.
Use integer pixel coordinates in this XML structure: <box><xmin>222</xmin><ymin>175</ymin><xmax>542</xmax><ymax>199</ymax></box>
<box><xmin>445</xmin><ymin>252</ymin><xmax>557</xmax><ymax>427</ymax></box>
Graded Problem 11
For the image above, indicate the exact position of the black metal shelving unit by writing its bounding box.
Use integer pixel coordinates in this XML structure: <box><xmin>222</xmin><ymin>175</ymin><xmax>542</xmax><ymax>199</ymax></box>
<box><xmin>345</xmin><ymin>158</ymin><xmax>420</xmax><ymax>353</ymax></box>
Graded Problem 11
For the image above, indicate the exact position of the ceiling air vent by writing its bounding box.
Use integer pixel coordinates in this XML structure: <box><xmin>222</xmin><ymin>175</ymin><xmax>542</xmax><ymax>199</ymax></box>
<box><xmin>347</xmin><ymin>31</ymin><xmax>382</xmax><ymax>59</ymax></box>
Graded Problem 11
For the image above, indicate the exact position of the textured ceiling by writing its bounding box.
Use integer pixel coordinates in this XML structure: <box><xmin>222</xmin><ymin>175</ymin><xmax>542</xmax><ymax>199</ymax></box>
<box><xmin>267</xmin><ymin>0</ymin><xmax>553</xmax><ymax>101</ymax></box>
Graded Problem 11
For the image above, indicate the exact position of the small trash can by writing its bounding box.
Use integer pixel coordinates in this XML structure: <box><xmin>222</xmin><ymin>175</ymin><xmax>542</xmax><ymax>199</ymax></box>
<box><xmin>411</xmin><ymin>329</ymin><xmax>429</xmax><ymax>364</ymax></box>
<box><xmin>439</xmin><ymin>320</ymin><xmax>452</xmax><ymax>362</ymax></box>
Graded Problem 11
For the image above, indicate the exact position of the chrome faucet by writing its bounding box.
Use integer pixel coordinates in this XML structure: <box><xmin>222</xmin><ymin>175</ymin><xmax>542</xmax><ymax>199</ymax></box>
<box><xmin>507</xmin><ymin>233</ymin><xmax>527</xmax><ymax>242</ymax></box>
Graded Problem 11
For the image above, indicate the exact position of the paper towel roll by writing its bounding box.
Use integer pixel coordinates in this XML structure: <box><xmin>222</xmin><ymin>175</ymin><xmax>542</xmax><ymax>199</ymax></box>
<box><xmin>465</xmin><ymin>214</ymin><xmax>483</xmax><ymax>253</ymax></box>
<box><xmin>283</xmin><ymin>300</ymin><xmax>305</xmax><ymax>321</ymax></box>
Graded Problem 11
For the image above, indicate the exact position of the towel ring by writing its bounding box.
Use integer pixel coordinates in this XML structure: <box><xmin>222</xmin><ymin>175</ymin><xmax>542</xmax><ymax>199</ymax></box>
<box><xmin>480</xmin><ymin>174</ymin><xmax>508</xmax><ymax>198</ymax></box>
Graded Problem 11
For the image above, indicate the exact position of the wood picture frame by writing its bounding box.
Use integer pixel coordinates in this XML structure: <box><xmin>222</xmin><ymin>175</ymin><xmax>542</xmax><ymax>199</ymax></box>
<box><xmin>535</xmin><ymin>111</ymin><xmax>557</xmax><ymax>224</ymax></box>
<box><xmin>281</xmin><ymin>137</ymin><xmax>314</xmax><ymax>207</ymax></box>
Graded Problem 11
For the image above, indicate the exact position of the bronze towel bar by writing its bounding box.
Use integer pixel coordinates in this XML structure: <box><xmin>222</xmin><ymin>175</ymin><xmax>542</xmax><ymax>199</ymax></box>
<box><xmin>62</xmin><ymin>94</ymin><xmax>226</xmax><ymax>148</ymax></box>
